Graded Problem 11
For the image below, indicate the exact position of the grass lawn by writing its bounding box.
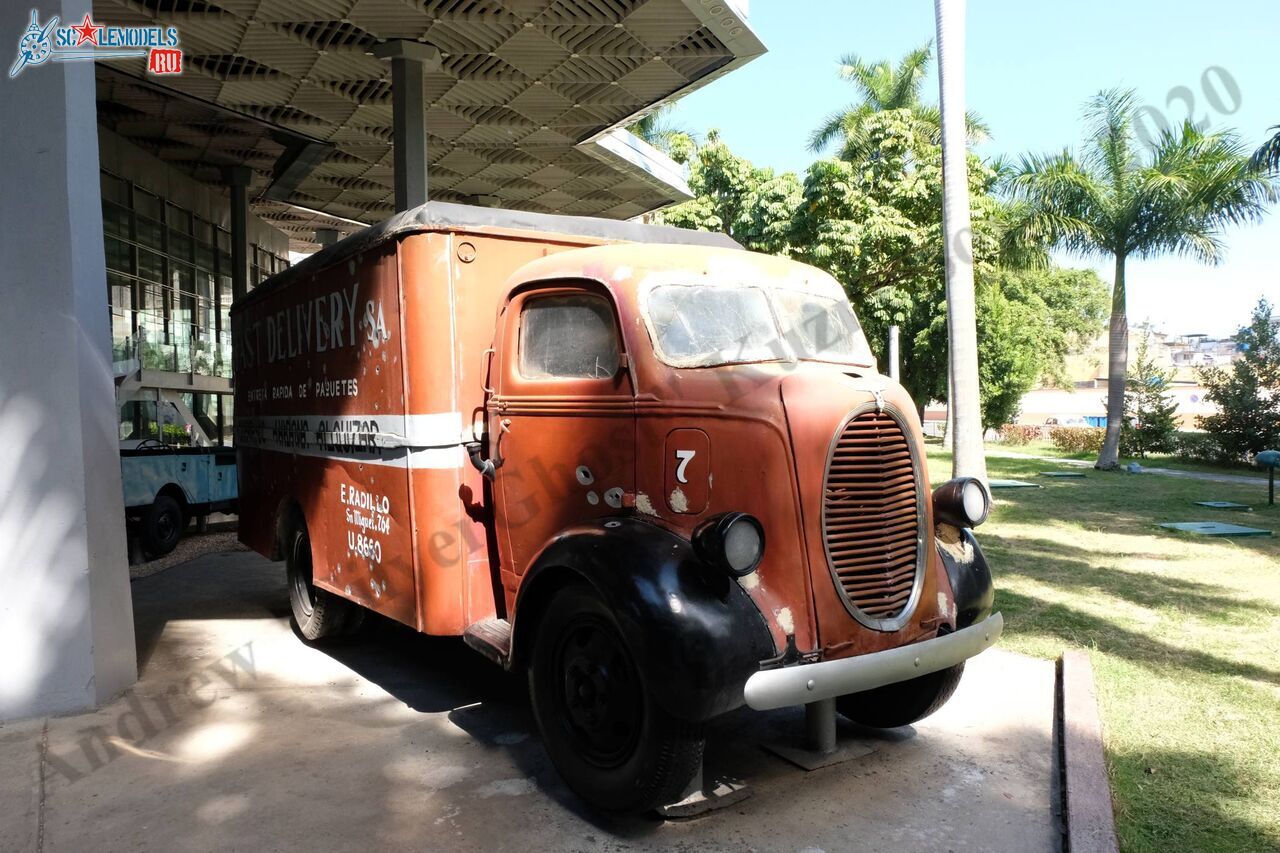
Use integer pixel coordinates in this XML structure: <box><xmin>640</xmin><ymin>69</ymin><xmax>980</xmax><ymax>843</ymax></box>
<box><xmin>990</xmin><ymin>438</ymin><xmax>1270</xmax><ymax>479</ymax></box>
<box><xmin>924</xmin><ymin>446</ymin><xmax>1280</xmax><ymax>852</ymax></box>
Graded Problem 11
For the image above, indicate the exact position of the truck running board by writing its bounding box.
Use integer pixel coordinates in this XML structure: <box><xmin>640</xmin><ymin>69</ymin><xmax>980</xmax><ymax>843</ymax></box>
<box><xmin>463</xmin><ymin>618</ymin><xmax>512</xmax><ymax>667</ymax></box>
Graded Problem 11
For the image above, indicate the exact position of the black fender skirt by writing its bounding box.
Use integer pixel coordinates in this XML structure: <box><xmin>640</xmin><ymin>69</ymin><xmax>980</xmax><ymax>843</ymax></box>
<box><xmin>513</xmin><ymin>517</ymin><xmax>777</xmax><ymax>723</ymax></box>
<box><xmin>938</xmin><ymin>527</ymin><xmax>995</xmax><ymax>630</ymax></box>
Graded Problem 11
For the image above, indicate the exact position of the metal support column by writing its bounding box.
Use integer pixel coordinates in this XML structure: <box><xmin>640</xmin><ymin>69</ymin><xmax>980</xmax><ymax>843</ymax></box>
<box><xmin>373</xmin><ymin>41</ymin><xmax>440</xmax><ymax>212</ymax></box>
<box><xmin>804</xmin><ymin>698</ymin><xmax>838</xmax><ymax>755</ymax></box>
<box><xmin>224</xmin><ymin>166</ymin><xmax>251</xmax><ymax>303</ymax></box>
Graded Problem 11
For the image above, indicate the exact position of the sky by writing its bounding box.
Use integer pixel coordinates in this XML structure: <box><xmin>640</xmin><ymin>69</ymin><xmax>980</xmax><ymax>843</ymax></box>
<box><xmin>670</xmin><ymin>0</ymin><xmax>1279</xmax><ymax>337</ymax></box>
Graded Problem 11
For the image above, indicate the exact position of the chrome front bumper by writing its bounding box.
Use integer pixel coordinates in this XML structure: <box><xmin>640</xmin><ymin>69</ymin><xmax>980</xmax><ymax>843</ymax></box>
<box><xmin>742</xmin><ymin>612</ymin><xmax>1004</xmax><ymax>711</ymax></box>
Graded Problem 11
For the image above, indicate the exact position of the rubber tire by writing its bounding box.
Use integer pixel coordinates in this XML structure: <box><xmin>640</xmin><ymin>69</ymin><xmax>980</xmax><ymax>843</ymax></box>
<box><xmin>836</xmin><ymin>663</ymin><xmax>965</xmax><ymax>729</ymax></box>
<box><xmin>142</xmin><ymin>496</ymin><xmax>184</xmax><ymax>557</ymax></box>
<box><xmin>528</xmin><ymin>585</ymin><xmax>704</xmax><ymax>814</ymax></box>
<box><xmin>285</xmin><ymin>514</ymin><xmax>357</xmax><ymax>643</ymax></box>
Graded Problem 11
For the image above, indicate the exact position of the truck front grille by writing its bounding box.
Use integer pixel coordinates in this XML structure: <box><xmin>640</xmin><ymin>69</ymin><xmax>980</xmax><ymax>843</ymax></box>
<box><xmin>821</xmin><ymin>409</ymin><xmax>924</xmax><ymax>630</ymax></box>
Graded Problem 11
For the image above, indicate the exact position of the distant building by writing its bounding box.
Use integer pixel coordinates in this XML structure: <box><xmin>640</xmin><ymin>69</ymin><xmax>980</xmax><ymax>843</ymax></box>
<box><xmin>926</xmin><ymin>323</ymin><xmax>1243</xmax><ymax>431</ymax></box>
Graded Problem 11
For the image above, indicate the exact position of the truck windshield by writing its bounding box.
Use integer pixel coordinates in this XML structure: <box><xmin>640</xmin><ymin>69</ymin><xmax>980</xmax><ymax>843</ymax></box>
<box><xmin>644</xmin><ymin>284</ymin><xmax>873</xmax><ymax>368</ymax></box>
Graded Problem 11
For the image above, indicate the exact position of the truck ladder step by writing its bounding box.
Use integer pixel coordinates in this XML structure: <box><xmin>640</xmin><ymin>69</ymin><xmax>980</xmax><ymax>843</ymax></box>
<box><xmin>463</xmin><ymin>618</ymin><xmax>512</xmax><ymax>667</ymax></box>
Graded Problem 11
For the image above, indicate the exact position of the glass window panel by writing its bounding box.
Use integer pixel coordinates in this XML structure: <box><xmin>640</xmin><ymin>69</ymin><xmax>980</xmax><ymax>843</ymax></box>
<box><xmin>216</xmin><ymin>227</ymin><xmax>230</xmax><ymax>253</ymax></box>
<box><xmin>136</xmin><ymin>215</ymin><xmax>164</xmax><ymax>250</ymax></box>
<box><xmin>134</xmin><ymin>189</ymin><xmax>161</xmax><ymax>220</ymax></box>
<box><xmin>166</xmin><ymin>204</ymin><xmax>191</xmax><ymax>233</ymax></box>
<box><xmin>169</xmin><ymin>229</ymin><xmax>193</xmax><ymax>262</ymax></box>
<box><xmin>137</xmin><ymin>248</ymin><xmax>164</xmax><ymax>284</ymax></box>
<box><xmin>772</xmin><ymin>291</ymin><xmax>872</xmax><ymax>363</ymax></box>
<box><xmin>102</xmin><ymin>201</ymin><xmax>131</xmax><ymax>239</ymax></box>
<box><xmin>194</xmin><ymin>218</ymin><xmax>213</xmax><ymax>244</ymax></box>
<box><xmin>221</xmin><ymin>394</ymin><xmax>234</xmax><ymax>445</ymax></box>
<box><xmin>171</xmin><ymin>263</ymin><xmax>194</xmax><ymax>296</ymax></box>
<box><xmin>645</xmin><ymin>285</ymin><xmax>784</xmax><ymax>367</ymax></box>
<box><xmin>107</xmin><ymin>272</ymin><xmax>135</xmax><ymax>311</ymax></box>
<box><xmin>194</xmin><ymin>240</ymin><xmax>215</xmax><ymax>273</ymax></box>
<box><xmin>140</xmin><ymin>283</ymin><xmax>164</xmax><ymax>312</ymax></box>
<box><xmin>519</xmin><ymin>294</ymin><xmax>620</xmax><ymax>380</ymax></box>
<box><xmin>101</xmin><ymin>172</ymin><xmax>128</xmax><ymax>206</ymax></box>
<box><xmin>104</xmin><ymin>236</ymin><xmax>133</xmax><ymax>274</ymax></box>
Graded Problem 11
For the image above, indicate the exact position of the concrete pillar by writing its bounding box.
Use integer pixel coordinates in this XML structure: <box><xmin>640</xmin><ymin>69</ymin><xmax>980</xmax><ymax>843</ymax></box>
<box><xmin>373</xmin><ymin>41</ymin><xmax>440</xmax><ymax>212</ymax></box>
<box><xmin>225</xmin><ymin>166</ymin><xmax>251</xmax><ymax>302</ymax></box>
<box><xmin>0</xmin><ymin>0</ymin><xmax>137</xmax><ymax>721</ymax></box>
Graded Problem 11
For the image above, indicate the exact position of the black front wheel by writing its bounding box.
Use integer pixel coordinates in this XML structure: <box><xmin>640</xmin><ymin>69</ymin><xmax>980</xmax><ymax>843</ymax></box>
<box><xmin>836</xmin><ymin>662</ymin><xmax>965</xmax><ymax>729</ymax></box>
<box><xmin>528</xmin><ymin>585</ymin><xmax>704</xmax><ymax>813</ymax></box>
<box><xmin>285</xmin><ymin>512</ymin><xmax>359</xmax><ymax>642</ymax></box>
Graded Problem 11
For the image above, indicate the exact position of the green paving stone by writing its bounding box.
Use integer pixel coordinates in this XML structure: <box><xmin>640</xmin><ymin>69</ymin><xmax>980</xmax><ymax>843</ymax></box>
<box><xmin>1158</xmin><ymin>521</ymin><xmax>1272</xmax><ymax>537</ymax></box>
<box><xmin>1193</xmin><ymin>501</ymin><xmax>1252</xmax><ymax>511</ymax></box>
<box><xmin>1039</xmin><ymin>471</ymin><xmax>1087</xmax><ymax>478</ymax></box>
<box><xmin>989</xmin><ymin>479</ymin><xmax>1041</xmax><ymax>489</ymax></box>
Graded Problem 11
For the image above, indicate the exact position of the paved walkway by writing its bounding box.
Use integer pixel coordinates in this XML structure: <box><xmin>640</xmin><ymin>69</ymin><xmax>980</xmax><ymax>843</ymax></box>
<box><xmin>987</xmin><ymin>448</ymin><xmax>1269</xmax><ymax>486</ymax></box>
<box><xmin>1</xmin><ymin>551</ymin><xmax>1060</xmax><ymax>852</ymax></box>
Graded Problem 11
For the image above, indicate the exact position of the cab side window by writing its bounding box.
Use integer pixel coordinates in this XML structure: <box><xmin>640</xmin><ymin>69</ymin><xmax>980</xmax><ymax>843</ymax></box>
<box><xmin>519</xmin><ymin>293</ymin><xmax>620</xmax><ymax>380</ymax></box>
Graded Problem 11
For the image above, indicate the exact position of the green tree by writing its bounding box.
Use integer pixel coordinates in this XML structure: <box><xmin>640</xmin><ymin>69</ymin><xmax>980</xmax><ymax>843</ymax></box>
<box><xmin>1006</xmin><ymin>88</ymin><xmax>1274</xmax><ymax>469</ymax></box>
<box><xmin>659</xmin><ymin>124</ymin><xmax>1106</xmax><ymax>432</ymax></box>
<box><xmin>1198</xmin><ymin>298</ymin><xmax>1280</xmax><ymax>459</ymax></box>
<box><xmin>1118</xmin><ymin>333</ymin><xmax>1180</xmax><ymax>457</ymax></box>
<box><xmin>992</xmin><ymin>267</ymin><xmax>1110</xmax><ymax>388</ymax></box>
<box><xmin>1251</xmin><ymin>124</ymin><xmax>1280</xmax><ymax>175</ymax></box>
<box><xmin>660</xmin><ymin>131</ymin><xmax>803</xmax><ymax>254</ymax></box>
<box><xmin>628</xmin><ymin>103</ymin><xmax>697</xmax><ymax>164</ymax></box>
<box><xmin>792</xmin><ymin>109</ymin><xmax>1003</xmax><ymax>414</ymax></box>
<box><xmin>807</xmin><ymin>42</ymin><xmax>988</xmax><ymax>161</ymax></box>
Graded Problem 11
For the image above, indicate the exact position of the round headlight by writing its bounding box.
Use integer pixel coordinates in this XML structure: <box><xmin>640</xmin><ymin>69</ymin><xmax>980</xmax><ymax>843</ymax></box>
<box><xmin>961</xmin><ymin>480</ymin><xmax>988</xmax><ymax>524</ymax></box>
<box><xmin>694</xmin><ymin>512</ymin><xmax>765</xmax><ymax>577</ymax></box>
<box><xmin>932</xmin><ymin>477</ymin><xmax>990</xmax><ymax>528</ymax></box>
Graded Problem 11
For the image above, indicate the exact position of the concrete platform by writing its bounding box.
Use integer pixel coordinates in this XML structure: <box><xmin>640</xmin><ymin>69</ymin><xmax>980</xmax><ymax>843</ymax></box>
<box><xmin>0</xmin><ymin>551</ymin><xmax>1059</xmax><ymax>852</ymax></box>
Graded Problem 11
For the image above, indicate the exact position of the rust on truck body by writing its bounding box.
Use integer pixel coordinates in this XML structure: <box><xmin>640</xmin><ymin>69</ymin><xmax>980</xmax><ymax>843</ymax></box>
<box><xmin>231</xmin><ymin>202</ymin><xmax>1000</xmax><ymax>814</ymax></box>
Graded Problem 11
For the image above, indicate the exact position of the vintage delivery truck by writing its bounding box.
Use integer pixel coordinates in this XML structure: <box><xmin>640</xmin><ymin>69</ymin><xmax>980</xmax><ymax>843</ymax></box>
<box><xmin>232</xmin><ymin>203</ymin><xmax>1001</xmax><ymax>813</ymax></box>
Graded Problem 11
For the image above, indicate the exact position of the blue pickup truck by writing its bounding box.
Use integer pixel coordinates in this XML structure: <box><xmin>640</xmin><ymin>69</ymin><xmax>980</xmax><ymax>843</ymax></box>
<box><xmin>120</xmin><ymin>442</ymin><xmax>238</xmax><ymax>557</ymax></box>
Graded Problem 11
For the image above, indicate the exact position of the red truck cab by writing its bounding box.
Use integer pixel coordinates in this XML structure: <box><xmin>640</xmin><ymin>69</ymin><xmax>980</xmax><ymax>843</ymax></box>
<box><xmin>231</xmin><ymin>203</ymin><xmax>1001</xmax><ymax>813</ymax></box>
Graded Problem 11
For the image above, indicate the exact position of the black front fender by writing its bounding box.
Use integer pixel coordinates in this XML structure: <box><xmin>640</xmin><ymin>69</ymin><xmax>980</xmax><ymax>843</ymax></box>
<box><xmin>512</xmin><ymin>517</ymin><xmax>776</xmax><ymax>723</ymax></box>
<box><xmin>937</xmin><ymin>527</ymin><xmax>995</xmax><ymax>629</ymax></box>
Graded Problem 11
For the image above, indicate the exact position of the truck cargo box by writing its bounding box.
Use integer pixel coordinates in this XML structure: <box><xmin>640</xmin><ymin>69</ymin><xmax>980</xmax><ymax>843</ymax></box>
<box><xmin>231</xmin><ymin>202</ymin><xmax>739</xmax><ymax>634</ymax></box>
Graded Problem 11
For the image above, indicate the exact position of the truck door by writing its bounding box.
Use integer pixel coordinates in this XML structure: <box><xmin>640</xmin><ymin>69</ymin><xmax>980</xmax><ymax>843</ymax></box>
<box><xmin>489</xmin><ymin>281</ymin><xmax>635</xmax><ymax>583</ymax></box>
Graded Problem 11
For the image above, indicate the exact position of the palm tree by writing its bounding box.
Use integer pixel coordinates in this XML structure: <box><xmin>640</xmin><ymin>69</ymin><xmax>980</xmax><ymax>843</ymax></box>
<box><xmin>933</xmin><ymin>0</ymin><xmax>986</xmax><ymax>483</ymax></box>
<box><xmin>628</xmin><ymin>103</ymin><xmax>697</xmax><ymax>165</ymax></box>
<box><xmin>808</xmin><ymin>41</ymin><xmax>989</xmax><ymax>161</ymax></box>
<box><xmin>1008</xmin><ymin>89</ymin><xmax>1274</xmax><ymax>469</ymax></box>
<box><xmin>1252</xmin><ymin>125</ymin><xmax>1280</xmax><ymax>174</ymax></box>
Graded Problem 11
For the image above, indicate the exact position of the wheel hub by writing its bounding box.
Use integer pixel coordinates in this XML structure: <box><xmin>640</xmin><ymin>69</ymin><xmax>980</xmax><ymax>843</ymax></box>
<box><xmin>555</xmin><ymin>619</ymin><xmax>642</xmax><ymax>766</ymax></box>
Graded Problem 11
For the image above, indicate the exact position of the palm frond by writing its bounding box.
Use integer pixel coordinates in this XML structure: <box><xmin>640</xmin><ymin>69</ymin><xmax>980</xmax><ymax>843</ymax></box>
<box><xmin>809</xmin><ymin>106</ymin><xmax>858</xmax><ymax>153</ymax></box>
<box><xmin>1081</xmin><ymin>88</ymin><xmax>1139</xmax><ymax>194</ymax></box>
<box><xmin>964</xmin><ymin>109</ymin><xmax>991</xmax><ymax>144</ymax></box>
<box><xmin>1127</xmin><ymin>120</ymin><xmax>1274</xmax><ymax>261</ymax></box>
<box><xmin>1250</xmin><ymin>125</ymin><xmax>1280</xmax><ymax>175</ymax></box>
<box><xmin>887</xmin><ymin>42</ymin><xmax>933</xmax><ymax>110</ymax></box>
<box><xmin>1005</xmin><ymin>150</ymin><xmax>1110</xmax><ymax>257</ymax></box>
<box><xmin>835</xmin><ymin>53</ymin><xmax>892</xmax><ymax>107</ymax></box>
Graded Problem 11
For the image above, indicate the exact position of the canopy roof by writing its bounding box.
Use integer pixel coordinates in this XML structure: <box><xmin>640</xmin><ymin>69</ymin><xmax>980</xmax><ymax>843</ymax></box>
<box><xmin>92</xmin><ymin>0</ymin><xmax>764</xmax><ymax>246</ymax></box>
